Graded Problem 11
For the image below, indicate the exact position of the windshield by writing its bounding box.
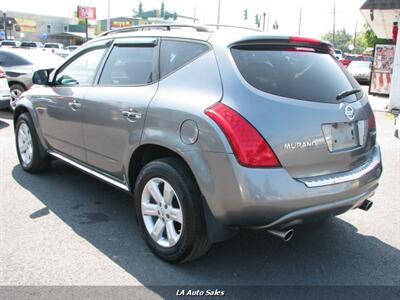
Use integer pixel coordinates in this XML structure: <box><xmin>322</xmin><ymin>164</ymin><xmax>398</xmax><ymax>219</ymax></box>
<box><xmin>231</xmin><ymin>47</ymin><xmax>361</xmax><ymax>103</ymax></box>
<box><xmin>45</xmin><ymin>44</ymin><xmax>60</xmax><ymax>49</ymax></box>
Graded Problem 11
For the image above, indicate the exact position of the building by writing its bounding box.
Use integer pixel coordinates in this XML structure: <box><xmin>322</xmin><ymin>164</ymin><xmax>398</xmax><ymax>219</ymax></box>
<box><xmin>0</xmin><ymin>10</ymin><xmax>92</xmax><ymax>45</ymax></box>
<box><xmin>360</xmin><ymin>0</ymin><xmax>400</xmax><ymax>110</ymax></box>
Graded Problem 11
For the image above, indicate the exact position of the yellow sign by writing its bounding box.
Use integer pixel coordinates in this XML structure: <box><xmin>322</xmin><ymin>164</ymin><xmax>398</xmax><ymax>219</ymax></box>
<box><xmin>111</xmin><ymin>21</ymin><xmax>132</xmax><ymax>28</ymax></box>
<box><xmin>15</xmin><ymin>18</ymin><xmax>37</xmax><ymax>33</ymax></box>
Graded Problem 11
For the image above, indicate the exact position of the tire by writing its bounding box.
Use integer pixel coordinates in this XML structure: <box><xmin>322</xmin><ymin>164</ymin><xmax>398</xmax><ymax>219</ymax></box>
<box><xmin>15</xmin><ymin>112</ymin><xmax>50</xmax><ymax>173</ymax></box>
<box><xmin>9</xmin><ymin>83</ymin><xmax>25</xmax><ymax>111</ymax></box>
<box><xmin>134</xmin><ymin>157</ymin><xmax>211</xmax><ymax>263</ymax></box>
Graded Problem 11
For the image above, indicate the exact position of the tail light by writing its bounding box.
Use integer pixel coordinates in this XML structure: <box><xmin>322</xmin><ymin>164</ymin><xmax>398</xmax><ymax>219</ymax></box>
<box><xmin>368</xmin><ymin>112</ymin><xmax>376</xmax><ymax>130</ymax></box>
<box><xmin>0</xmin><ymin>67</ymin><xmax>6</xmax><ymax>78</ymax></box>
<box><xmin>205</xmin><ymin>102</ymin><xmax>280</xmax><ymax>167</ymax></box>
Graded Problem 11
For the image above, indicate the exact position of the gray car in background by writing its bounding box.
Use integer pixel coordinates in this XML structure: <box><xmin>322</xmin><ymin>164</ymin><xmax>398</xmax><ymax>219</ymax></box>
<box><xmin>0</xmin><ymin>49</ymin><xmax>64</xmax><ymax>109</ymax></box>
<box><xmin>347</xmin><ymin>61</ymin><xmax>372</xmax><ymax>84</ymax></box>
<box><xmin>12</xmin><ymin>25</ymin><xmax>382</xmax><ymax>263</ymax></box>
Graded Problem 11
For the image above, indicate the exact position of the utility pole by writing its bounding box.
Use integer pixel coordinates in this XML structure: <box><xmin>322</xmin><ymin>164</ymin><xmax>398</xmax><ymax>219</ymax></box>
<box><xmin>263</xmin><ymin>12</ymin><xmax>266</xmax><ymax>31</ymax></box>
<box><xmin>85</xmin><ymin>18</ymin><xmax>88</xmax><ymax>41</ymax></box>
<box><xmin>107</xmin><ymin>0</ymin><xmax>111</xmax><ymax>31</ymax></box>
<box><xmin>216</xmin><ymin>0</ymin><xmax>221</xmax><ymax>29</ymax></box>
<box><xmin>3</xmin><ymin>12</ymin><xmax>6</xmax><ymax>40</ymax></box>
<box><xmin>353</xmin><ymin>21</ymin><xmax>358</xmax><ymax>54</ymax></box>
<box><xmin>327</xmin><ymin>1</ymin><xmax>341</xmax><ymax>46</ymax></box>
<box><xmin>193</xmin><ymin>6</ymin><xmax>196</xmax><ymax>23</ymax></box>
<box><xmin>298</xmin><ymin>7</ymin><xmax>302</xmax><ymax>36</ymax></box>
<box><xmin>332</xmin><ymin>1</ymin><xmax>336</xmax><ymax>46</ymax></box>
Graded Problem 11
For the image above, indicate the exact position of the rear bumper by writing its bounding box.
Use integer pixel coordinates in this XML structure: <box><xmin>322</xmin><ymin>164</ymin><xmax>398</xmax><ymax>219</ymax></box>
<box><xmin>198</xmin><ymin>145</ymin><xmax>382</xmax><ymax>228</ymax></box>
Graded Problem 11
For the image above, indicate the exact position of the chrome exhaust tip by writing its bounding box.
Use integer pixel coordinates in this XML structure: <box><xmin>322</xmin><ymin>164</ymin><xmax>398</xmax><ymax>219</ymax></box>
<box><xmin>359</xmin><ymin>200</ymin><xmax>373</xmax><ymax>211</ymax></box>
<box><xmin>267</xmin><ymin>228</ymin><xmax>294</xmax><ymax>242</ymax></box>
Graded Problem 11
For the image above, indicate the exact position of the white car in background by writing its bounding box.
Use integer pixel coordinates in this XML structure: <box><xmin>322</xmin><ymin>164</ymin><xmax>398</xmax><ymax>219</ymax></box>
<box><xmin>395</xmin><ymin>114</ymin><xmax>400</xmax><ymax>139</ymax></box>
<box><xmin>43</xmin><ymin>43</ymin><xmax>69</xmax><ymax>58</ymax></box>
<box><xmin>0</xmin><ymin>66</ymin><xmax>11</xmax><ymax>110</ymax></box>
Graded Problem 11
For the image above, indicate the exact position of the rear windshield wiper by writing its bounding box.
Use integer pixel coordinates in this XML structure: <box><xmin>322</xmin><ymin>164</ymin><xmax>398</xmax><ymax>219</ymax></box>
<box><xmin>336</xmin><ymin>89</ymin><xmax>361</xmax><ymax>101</ymax></box>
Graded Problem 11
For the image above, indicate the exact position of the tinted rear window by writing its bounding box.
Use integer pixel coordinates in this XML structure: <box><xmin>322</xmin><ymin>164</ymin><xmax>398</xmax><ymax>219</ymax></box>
<box><xmin>21</xmin><ymin>42</ymin><xmax>39</xmax><ymax>47</ymax></box>
<box><xmin>160</xmin><ymin>40</ymin><xmax>209</xmax><ymax>78</ymax></box>
<box><xmin>1</xmin><ymin>41</ymin><xmax>16</xmax><ymax>46</ymax></box>
<box><xmin>231</xmin><ymin>47</ymin><xmax>361</xmax><ymax>103</ymax></box>
<box><xmin>45</xmin><ymin>44</ymin><xmax>60</xmax><ymax>48</ymax></box>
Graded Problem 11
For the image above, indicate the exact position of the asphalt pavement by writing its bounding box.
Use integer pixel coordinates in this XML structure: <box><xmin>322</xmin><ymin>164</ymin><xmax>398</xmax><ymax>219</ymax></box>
<box><xmin>0</xmin><ymin>108</ymin><xmax>399</xmax><ymax>298</ymax></box>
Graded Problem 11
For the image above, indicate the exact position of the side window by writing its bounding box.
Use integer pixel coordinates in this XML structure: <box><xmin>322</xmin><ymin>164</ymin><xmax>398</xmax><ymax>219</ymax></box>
<box><xmin>7</xmin><ymin>53</ymin><xmax>28</xmax><ymax>66</ymax></box>
<box><xmin>55</xmin><ymin>48</ymin><xmax>106</xmax><ymax>86</ymax></box>
<box><xmin>98</xmin><ymin>46</ymin><xmax>156</xmax><ymax>85</ymax></box>
<box><xmin>160</xmin><ymin>40</ymin><xmax>210</xmax><ymax>78</ymax></box>
<box><xmin>0</xmin><ymin>54</ymin><xmax>8</xmax><ymax>66</ymax></box>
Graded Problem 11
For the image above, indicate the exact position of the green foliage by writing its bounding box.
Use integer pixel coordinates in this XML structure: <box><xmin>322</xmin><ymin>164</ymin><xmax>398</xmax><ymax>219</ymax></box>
<box><xmin>322</xmin><ymin>28</ymin><xmax>352</xmax><ymax>52</ymax></box>
<box><xmin>138</xmin><ymin>2</ymin><xmax>143</xmax><ymax>16</ymax></box>
<box><xmin>322</xmin><ymin>23</ymin><xmax>378</xmax><ymax>54</ymax></box>
<box><xmin>359</xmin><ymin>23</ymin><xmax>378</xmax><ymax>48</ymax></box>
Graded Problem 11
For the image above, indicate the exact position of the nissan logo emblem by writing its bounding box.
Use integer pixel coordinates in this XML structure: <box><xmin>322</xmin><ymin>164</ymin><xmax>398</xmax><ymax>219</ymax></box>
<box><xmin>345</xmin><ymin>105</ymin><xmax>355</xmax><ymax>120</ymax></box>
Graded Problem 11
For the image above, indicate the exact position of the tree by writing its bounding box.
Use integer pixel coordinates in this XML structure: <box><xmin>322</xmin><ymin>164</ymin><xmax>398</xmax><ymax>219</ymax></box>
<box><xmin>357</xmin><ymin>23</ymin><xmax>378</xmax><ymax>48</ymax></box>
<box><xmin>322</xmin><ymin>28</ymin><xmax>352</xmax><ymax>52</ymax></box>
<box><xmin>160</xmin><ymin>2</ymin><xmax>165</xmax><ymax>18</ymax></box>
<box><xmin>138</xmin><ymin>2</ymin><xmax>143</xmax><ymax>17</ymax></box>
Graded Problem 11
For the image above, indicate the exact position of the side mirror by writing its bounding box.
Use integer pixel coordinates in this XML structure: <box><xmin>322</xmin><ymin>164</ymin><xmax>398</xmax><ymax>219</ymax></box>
<box><xmin>32</xmin><ymin>69</ymin><xmax>54</xmax><ymax>85</ymax></box>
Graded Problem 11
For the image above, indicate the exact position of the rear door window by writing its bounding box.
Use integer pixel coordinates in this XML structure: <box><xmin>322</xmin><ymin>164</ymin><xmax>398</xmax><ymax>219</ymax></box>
<box><xmin>231</xmin><ymin>46</ymin><xmax>361</xmax><ymax>103</ymax></box>
<box><xmin>99</xmin><ymin>45</ymin><xmax>156</xmax><ymax>85</ymax></box>
<box><xmin>160</xmin><ymin>40</ymin><xmax>210</xmax><ymax>78</ymax></box>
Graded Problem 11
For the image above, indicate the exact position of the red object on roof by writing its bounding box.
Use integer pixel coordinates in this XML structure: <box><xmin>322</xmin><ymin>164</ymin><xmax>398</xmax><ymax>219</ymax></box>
<box><xmin>393</xmin><ymin>22</ymin><xmax>398</xmax><ymax>44</ymax></box>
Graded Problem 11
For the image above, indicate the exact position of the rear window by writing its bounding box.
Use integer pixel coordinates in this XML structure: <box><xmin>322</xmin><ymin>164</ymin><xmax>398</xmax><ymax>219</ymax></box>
<box><xmin>1</xmin><ymin>41</ymin><xmax>16</xmax><ymax>46</ymax></box>
<box><xmin>45</xmin><ymin>44</ymin><xmax>60</xmax><ymax>49</ymax></box>
<box><xmin>231</xmin><ymin>47</ymin><xmax>361</xmax><ymax>103</ymax></box>
<box><xmin>21</xmin><ymin>42</ymin><xmax>39</xmax><ymax>48</ymax></box>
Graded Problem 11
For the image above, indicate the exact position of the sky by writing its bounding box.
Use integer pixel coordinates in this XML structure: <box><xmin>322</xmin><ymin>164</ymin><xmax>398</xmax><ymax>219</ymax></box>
<box><xmin>2</xmin><ymin>0</ymin><xmax>368</xmax><ymax>38</ymax></box>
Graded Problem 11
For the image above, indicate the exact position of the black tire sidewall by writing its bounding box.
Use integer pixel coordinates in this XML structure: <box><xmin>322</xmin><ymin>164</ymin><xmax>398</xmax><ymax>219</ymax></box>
<box><xmin>10</xmin><ymin>84</ymin><xmax>24</xmax><ymax>100</ymax></box>
<box><xmin>15</xmin><ymin>113</ymin><xmax>42</xmax><ymax>172</ymax></box>
<box><xmin>134</xmin><ymin>159</ymin><xmax>202</xmax><ymax>262</ymax></box>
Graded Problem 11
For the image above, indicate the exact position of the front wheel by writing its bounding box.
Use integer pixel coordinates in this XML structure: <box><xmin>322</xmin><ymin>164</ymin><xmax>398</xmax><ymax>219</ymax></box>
<box><xmin>134</xmin><ymin>158</ymin><xmax>211</xmax><ymax>263</ymax></box>
<box><xmin>15</xmin><ymin>113</ymin><xmax>50</xmax><ymax>173</ymax></box>
<box><xmin>9</xmin><ymin>83</ymin><xmax>25</xmax><ymax>111</ymax></box>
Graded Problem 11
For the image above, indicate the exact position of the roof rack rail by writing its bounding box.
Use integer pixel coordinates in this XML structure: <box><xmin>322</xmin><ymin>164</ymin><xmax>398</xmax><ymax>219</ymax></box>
<box><xmin>205</xmin><ymin>24</ymin><xmax>262</xmax><ymax>32</ymax></box>
<box><xmin>100</xmin><ymin>24</ymin><xmax>210</xmax><ymax>36</ymax></box>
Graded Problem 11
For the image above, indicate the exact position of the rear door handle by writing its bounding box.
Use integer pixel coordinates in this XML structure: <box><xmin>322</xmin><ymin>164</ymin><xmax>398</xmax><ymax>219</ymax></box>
<box><xmin>68</xmin><ymin>100</ymin><xmax>82</xmax><ymax>111</ymax></box>
<box><xmin>122</xmin><ymin>109</ymin><xmax>142</xmax><ymax>121</ymax></box>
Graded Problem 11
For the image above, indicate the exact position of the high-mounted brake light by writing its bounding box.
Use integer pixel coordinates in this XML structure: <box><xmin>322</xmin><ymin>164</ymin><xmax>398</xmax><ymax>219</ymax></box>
<box><xmin>289</xmin><ymin>36</ymin><xmax>322</xmax><ymax>45</ymax></box>
<box><xmin>284</xmin><ymin>47</ymin><xmax>316</xmax><ymax>52</ymax></box>
<box><xmin>205</xmin><ymin>102</ymin><xmax>280</xmax><ymax>168</ymax></box>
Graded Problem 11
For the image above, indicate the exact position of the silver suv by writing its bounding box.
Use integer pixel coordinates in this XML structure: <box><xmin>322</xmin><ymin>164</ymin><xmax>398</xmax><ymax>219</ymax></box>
<box><xmin>13</xmin><ymin>25</ymin><xmax>382</xmax><ymax>263</ymax></box>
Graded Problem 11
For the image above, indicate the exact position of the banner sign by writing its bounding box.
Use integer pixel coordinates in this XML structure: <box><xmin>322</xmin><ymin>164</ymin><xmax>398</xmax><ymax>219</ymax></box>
<box><xmin>370</xmin><ymin>44</ymin><xmax>396</xmax><ymax>96</ymax></box>
<box><xmin>77</xmin><ymin>6</ymin><xmax>97</xmax><ymax>20</ymax></box>
<box><xmin>111</xmin><ymin>21</ymin><xmax>132</xmax><ymax>28</ymax></box>
<box><xmin>14</xmin><ymin>18</ymin><xmax>36</xmax><ymax>33</ymax></box>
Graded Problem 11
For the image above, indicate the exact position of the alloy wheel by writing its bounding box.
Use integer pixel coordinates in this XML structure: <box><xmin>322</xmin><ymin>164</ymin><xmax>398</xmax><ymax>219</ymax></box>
<box><xmin>141</xmin><ymin>177</ymin><xmax>183</xmax><ymax>248</ymax></box>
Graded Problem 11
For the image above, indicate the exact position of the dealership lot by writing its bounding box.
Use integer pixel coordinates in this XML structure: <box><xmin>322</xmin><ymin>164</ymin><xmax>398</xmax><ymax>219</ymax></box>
<box><xmin>0</xmin><ymin>109</ymin><xmax>399</xmax><ymax>289</ymax></box>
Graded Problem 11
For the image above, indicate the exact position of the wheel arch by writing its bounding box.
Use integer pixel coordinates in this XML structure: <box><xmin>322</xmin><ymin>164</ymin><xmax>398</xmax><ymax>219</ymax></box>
<box><xmin>127</xmin><ymin>142</ymin><xmax>236</xmax><ymax>243</ymax></box>
<box><xmin>8</xmin><ymin>80</ymin><xmax>27</xmax><ymax>88</ymax></box>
